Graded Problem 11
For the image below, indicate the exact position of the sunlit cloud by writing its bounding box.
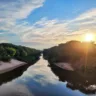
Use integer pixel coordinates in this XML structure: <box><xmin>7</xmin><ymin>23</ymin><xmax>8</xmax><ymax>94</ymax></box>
<box><xmin>21</xmin><ymin>8</ymin><xmax>96</xmax><ymax>46</ymax></box>
<box><xmin>0</xmin><ymin>0</ymin><xmax>96</xmax><ymax>49</ymax></box>
<box><xmin>75</xmin><ymin>8</ymin><xmax>96</xmax><ymax>21</ymax></box>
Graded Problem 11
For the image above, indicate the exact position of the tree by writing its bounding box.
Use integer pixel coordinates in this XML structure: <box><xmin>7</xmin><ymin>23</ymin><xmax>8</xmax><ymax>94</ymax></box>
<box><xmin>6</xmin><ymin>47</ymin><xmax>16</xmax><ymax>57</ymax></box>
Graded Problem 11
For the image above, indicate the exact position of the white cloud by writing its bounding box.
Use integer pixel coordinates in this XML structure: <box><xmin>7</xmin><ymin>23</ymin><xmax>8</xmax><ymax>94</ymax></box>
<box><xmin>21</xmin><ymin>18</ymin><xmax>68</xmax><ymax>44</ymax></box>
<box><xmin>0</xmin><ymin>0</ymin><xmax>45</xmax><ymax>45</ymax></box>
<box><xmin>21</xmin><ymin>8</ymin><xmax>96</xmax><ymax>46</ymax></box>
<box><xmin>0</xmin><ymin>0</ymin><xmax>45</xmax><ymax>31</ymax></box>
<box><xmin>75</xmin><ymin>8</ymin><xmax>96</xmax><ymax>21</ymax></box>
<box><xmin>0</xmin><ymin>3</ymin><xmax>96</xmax><ymax>48</ymax></box>
<box><xmin>0</xmin><ymin>0</ymin><xmax>45</xmax><ymax>20</ymax></box>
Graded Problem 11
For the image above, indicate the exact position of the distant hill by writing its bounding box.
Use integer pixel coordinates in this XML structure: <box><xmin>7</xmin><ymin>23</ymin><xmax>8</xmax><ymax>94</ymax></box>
<box><xmin>0</xmin><ymin>43</ymin><xmax>41</xmax><ymax>63</ymax></box>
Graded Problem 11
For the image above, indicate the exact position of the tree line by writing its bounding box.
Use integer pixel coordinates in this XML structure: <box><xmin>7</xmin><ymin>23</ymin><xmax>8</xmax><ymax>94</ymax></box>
<box><xmin>43</xmin><ymin>40</ymin><xmax>96</xmax><ymax>71</ymax></box>
<box><xmin>0</xmin><ymin>43</ymin><xmax>41</xmax><ymax>63</ymax></box>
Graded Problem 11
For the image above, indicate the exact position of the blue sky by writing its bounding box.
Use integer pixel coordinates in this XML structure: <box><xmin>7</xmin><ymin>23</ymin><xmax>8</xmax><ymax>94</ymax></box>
<box><xmin>28</xmin><ymin>0</ymin><xmax>96</xmax><ymax>23</ymax></box>
<box><xmin>0</xmin><ymin>0</ymin><xmax>96</xmax><ymax>49</ymax></box>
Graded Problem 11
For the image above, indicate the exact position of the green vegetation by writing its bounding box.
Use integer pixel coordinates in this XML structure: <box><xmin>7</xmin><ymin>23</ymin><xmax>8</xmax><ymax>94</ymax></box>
<box><xmin>0</xmin><ymin>43</ymin><xmax>41</xmax><ymax>63</ymax></box>
<box><xmin>43</xmin><ymin>40</ymin><xmax>96</xmax><ymax>73</ymax></box>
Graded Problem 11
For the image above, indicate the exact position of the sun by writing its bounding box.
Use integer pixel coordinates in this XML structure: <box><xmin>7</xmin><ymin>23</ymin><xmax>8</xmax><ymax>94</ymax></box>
<box><xmin>85</xmin><ymin>33</ymin><xmax>94</xmax><ymax>42</ymax></box>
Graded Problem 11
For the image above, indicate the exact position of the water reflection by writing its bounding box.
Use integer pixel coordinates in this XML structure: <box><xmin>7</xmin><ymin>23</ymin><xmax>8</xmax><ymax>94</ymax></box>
<box><xmin>14</xmin><ymin>56</ymin><xmax>85</xmax><ymax>96</ymax></box>
<box><xmin>0</xmin><ymin>63</ymin><xmax>35</xmax><ymax>96</ymax></box>
<box><xmin>50</xmin><ymin>66</ymin><xmax>96</xmax><ymax>94</ymax></box>
<box><xmin>0</xmin><ymin>83</ymin><xmax>32</xmax><ymax>96</ymax></box>
<box><xmin>0</xmin><ymin>63</ymin><xmax>30</xmax><ymax>85</ymax></box>
<box><xmin>0</xmin><ymin>56</ymin><xmax>93</xmax><ymax>96</ymax></box>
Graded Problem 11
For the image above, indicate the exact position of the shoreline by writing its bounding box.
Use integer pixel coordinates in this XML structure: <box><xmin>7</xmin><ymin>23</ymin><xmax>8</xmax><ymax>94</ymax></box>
<box><xmin>0</xmin><ymin>59</ymin><xmax>27</xmax><ymax>74</ymax></box>
<box><xmin>55</xmin><ymin>62</ymin><xmax>74</xmax><ymax>71</ymax></box>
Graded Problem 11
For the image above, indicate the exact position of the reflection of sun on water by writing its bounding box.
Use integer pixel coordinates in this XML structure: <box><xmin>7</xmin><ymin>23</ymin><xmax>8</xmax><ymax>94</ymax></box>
<box><xmin>85</xmin><ymin>33</ymin><xmax>94</xmax><ymax>42</ymax></box>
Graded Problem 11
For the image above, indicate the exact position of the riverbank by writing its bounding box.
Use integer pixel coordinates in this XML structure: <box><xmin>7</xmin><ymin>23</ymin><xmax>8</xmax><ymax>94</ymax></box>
<box><xmin>55</xmin><ymin>63</ymin><xmax>74</xmax><ymax>71</ymax></box>
<box><xmin>0</xmin><ymin>59</ymin><xmax>27</xmax><ymax>74</ymax></box>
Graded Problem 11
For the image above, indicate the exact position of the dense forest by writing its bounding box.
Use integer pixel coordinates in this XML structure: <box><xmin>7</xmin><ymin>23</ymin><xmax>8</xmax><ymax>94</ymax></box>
<box><xmin>0</xmin><ymin>43</ymin><xmax>41</xmax><ymax>63</ymax></box>
<box><xmin>43</xmin><ymin>41</ymin><xmax>96</xmax><ymax>73</ymax></box>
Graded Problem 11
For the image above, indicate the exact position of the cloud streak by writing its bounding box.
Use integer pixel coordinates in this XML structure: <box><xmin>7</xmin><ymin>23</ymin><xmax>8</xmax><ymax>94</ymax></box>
<box><xmin>0</xmin><ymin>0</ymin><xmax>45</xmax><ymax>20</ymax></box>
<box><xmin>0</xmin><ymin>0</ymin><xmax>45</xmax><ymax>44</ymax></box>
<box><xmin>21</xmin><ymin>8</ymin><xmax>96</xmax><ymax>46</ymax></box>
<box><xmin>0</xmin><ymin>0</ymin><xmax>96</xmax><ymax>49</ymax></box>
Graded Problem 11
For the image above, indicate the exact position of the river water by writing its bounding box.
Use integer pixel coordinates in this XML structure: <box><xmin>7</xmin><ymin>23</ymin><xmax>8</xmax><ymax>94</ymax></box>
<box><xmin>0</xmin><ymin>56</ymin><xmax>95</xmax><ymax>96</ymax></box>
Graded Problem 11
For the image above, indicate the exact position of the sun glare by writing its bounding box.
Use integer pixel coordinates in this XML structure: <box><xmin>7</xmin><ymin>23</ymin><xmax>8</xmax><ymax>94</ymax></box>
<box><xmin>85</xmin><ymin>33</ymin><xmax>94</xmax><ymax>42</ymax></box>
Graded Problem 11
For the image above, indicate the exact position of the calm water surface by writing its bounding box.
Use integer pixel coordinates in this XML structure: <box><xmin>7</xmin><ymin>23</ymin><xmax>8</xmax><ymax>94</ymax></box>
<box><xmin>0</xmin><ymin>56</ymin><xmax>94</xmax><ymax>96</ymax></box>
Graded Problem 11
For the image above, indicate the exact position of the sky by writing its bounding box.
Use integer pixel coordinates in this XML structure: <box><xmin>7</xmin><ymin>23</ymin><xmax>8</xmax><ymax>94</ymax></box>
<box><xmin>0</xmin><ymin>0</ymin><xmax>96</xmax><ymax>49</ymax></box>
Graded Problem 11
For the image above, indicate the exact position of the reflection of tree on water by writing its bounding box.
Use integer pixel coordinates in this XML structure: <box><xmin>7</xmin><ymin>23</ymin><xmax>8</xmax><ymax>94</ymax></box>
<box><xmin>0</xmin><ymin>64</ymin><xmax>31</xmax><ymax>86</ymax></box>
<box><xmin>50</xmin><ymin>66</ymin><xmax>96</xmax><ymax>94</ymax></box>
<box><xmin>0</xmin><ymin>56</ymin><xmax>40</xmax><ymax>86</ymax></box>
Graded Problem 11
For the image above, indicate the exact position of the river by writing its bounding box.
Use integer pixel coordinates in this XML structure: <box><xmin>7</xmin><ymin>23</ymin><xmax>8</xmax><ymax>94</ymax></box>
<box><xmin>0</xmin><ymin>56</ymin><xmax>94</xmax><ymax>96</ymax></box>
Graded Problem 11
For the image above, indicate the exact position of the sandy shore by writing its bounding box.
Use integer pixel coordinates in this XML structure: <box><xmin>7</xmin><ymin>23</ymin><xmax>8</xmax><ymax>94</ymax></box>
<box><xmin>0</xmin><ymin>59</ymin><xmax>27</xmax><ymax>74</ymax></box>
<box><xmin>55</xmin><ymin>62</ymin><xmax>74</xmax><ymax>71</ymax></box>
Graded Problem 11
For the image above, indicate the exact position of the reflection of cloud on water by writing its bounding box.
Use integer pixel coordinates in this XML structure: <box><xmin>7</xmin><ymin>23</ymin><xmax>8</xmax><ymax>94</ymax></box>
<box><xmin>0</xmin><ymin>83</ymin><xmax>33</xmax><ymax>96</ymax></box>
<box><xmin>0</xmin><ymin>56</ymin><xmax>86</xmax><ymax>96</ymax></box>
<box><xmin>20</xmin><ymin>56</ymin><xmax>59</xmax><ymax>86</ymax></box>
<box><xmin>18</xmin><ymin>56</ymin><xmax>85</xmax><ymax>96</ymax></box>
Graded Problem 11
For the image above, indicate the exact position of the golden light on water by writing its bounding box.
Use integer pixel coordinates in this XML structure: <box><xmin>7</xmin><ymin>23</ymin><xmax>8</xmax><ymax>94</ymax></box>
<box><xmin>85</xmin><ymin>33</ymin><xmax>94</xmax><ymax>42</ymax></box>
